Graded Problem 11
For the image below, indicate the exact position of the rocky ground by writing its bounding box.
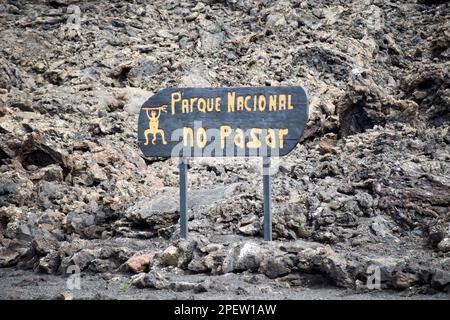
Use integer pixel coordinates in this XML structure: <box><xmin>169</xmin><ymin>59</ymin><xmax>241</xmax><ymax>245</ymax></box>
<box><xmin>0</xmin><ymin>0</ymin><xmax>449</xmax><ymax>300</ymax></box>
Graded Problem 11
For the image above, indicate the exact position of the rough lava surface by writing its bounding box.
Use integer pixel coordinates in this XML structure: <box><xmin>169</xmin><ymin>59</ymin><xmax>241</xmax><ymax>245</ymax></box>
<box><xmin>0</xmin><ymin>0</ymin><xmax>449</xmax><ymax>299</ymax></box>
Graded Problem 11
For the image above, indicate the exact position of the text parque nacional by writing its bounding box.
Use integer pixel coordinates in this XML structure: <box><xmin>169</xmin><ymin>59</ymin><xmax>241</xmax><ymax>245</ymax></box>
<box><xmin>137</xmin><ymin>86</ymin><xmax>309</xmax><ymax>157</ymax></box>
<box><xmin>170</xmin><ymin>91</ymin><xmax>294</xmax><ymax>150</ymax></box>
<box><xmin>170</xmin><ymin>91</ymin><xmax>295</xmax><ymax>114</ymax></box>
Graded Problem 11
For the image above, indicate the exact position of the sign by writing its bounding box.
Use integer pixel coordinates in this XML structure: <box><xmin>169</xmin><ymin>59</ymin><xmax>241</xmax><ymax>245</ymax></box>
<box><xmin>138</xmin><ymin>86</ymin><xmax>308</xmax><ymax>157</ymax></box>
<box><xmin>137</xmin><ymin>86</ymin><xmax>309</xmax><ymax>241</ymax></box>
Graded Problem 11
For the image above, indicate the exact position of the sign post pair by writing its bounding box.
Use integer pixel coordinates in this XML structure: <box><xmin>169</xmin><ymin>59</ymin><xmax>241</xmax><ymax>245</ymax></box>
<box><xmin>138</xmin><ymin>86</ymin><xmax>308</xmax><ymax>241</ymax></box>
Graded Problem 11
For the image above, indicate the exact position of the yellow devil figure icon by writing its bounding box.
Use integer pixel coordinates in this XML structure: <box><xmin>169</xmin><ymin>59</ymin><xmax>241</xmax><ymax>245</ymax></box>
<box><xmin>143</xmin><ymin>105</ymin><xmax>168</xmax><ymax>145</ymax></box>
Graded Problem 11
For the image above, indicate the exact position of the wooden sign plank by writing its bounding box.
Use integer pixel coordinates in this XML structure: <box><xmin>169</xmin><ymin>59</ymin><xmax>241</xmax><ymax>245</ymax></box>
<box><xmin>138</xmin><ymin>86</ymin><xmax>308</xmax><ymax>157</ymax></box>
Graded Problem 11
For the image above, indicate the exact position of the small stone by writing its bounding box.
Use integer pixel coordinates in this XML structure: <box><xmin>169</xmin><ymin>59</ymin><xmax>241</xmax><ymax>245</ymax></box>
<box><xmin>131</xmin><ymin>271</ymin><xmax>168</xmax><ymax>289</ymax></box>
<box><xmin>370</xmin><ymin>216</ymin><xmax>399</xmax><ymax>244</ymax></box>
<box><xmin>266</xmin><ymin>13</ymin><xmax>287</xmax><ymax>28</ymax></box>
<box><xmin>30</xmin><ymin>165</ymin><xmax>64</xmax><ymax>182</ymax></box>
<box><xmin>32</xmin><ymin>234</ymin><xmax>59</xmax><ymax>255</ymax></box>
<box><xmin>56</xmin><ymin>292</ymin><xmax>74</xmax><ymax>300</ymax></box>
<box><xmin>318</xmin><ymin>135</ymin><xmax>338</xmax><ymax>154</ymax></box>
<box><xmin>126</xmin><ymin>252</ymin><xmax>155</xmax><ymax>273</ymax></box>
<box><xmin>175</xmin><ymin>239</ymin><xmax>197</xmax><ymax>268</ymax></box>
<box><xmin>392</xmin><ymin>271</ymin><xmax>419</xmax><ymax>289</ymax></box>
<box><xmin>161</xmin><ymin>245</ymin><xmax>179</xmax><ymax>266</ymax></box>
<box><xmin>88</xmin><ymin>163</ymin><xmax>107</xmax><ymax>182</ymax></box>
<box><xmin>260</xmin><ymin>255</ymin><xmax>293</xmax><ymax>279</ymax></box>
<box><xmin>187</xmin><ymin>257</ymin><xmax>207</xmax><ymax>273</ymax></box>
<box><xmin>437</xmin><ymin>238</ymin><xmax>450</xmax><ymax>253</ymax></box>
<box><xmin>199</xmin><ymin>30</ymin><xmax>225</xmax><ymax>53</ymax></box>
<box><xmin>179</xmin><ymin>65</ymin><xmax>212</xmax><ymax>87</ymax></box>
<box><xmin>88</xmin><ymin>259</ymin><xmax>117</xmax><ymax>273</ymax></box>
<box><xmin>194</xmin><ymin>283</ymin><xmax>208</xmax><ymax>293</ymax></box>
<box><xmin>440</xmin><ymin>258</ymin><xmax>450</xmax><ymax>272</ymax></box>
<box><xmin>127</xmin><ymin>56</ymin><xmax>161</xmax><ymax>86</ymax></box>
<box><xmin>130</xmin><ymin>273</ymin><xmax>155</xmax><ymax>289</ymax></box>
<box><xmin>431</xmin><ymin>269</ymin><xmax>450</xmax><ymax>289</ymax></box>
<box><xmin>313</xmin><ymin>250</ymin><xmax>353</xmax><ymax>288</ymax></box>
<box><xmin>238</xmin><ymin>223</ymin><xmax>259</xmax><ymax>236</ymax></box>
<box><xmin>297</xmin><ymin>248</ymin><xmax>320</xmax><ymax>272</ymax></box>
<box><xmin>0</xmin><ymin>246</ymin><xmax>19</xmax><ymax>264</ymax></box>
<box><xmin>321</xmin><ymin>101</ymin><xmax>336</xmax><ymax>115</ymax></box>
<box><xmin>35</xmin><ymin>251</ymin><xmax>61</xmax><ymax>274</ymax></box>
<box><xmin>70</xmin><ymin>249</ymin><xmax>96</xmax><ymax>271</ymax></box>
<box><xmin>185</xmin><ymin>12</ymin><xmax>199</xmax><ymax>21</ymax></box>
<box><xmin>191</xmin><ymin>2</ymin><xmax>205</xmax><ymax>12</ymax></box>
<box><xmin>170</xmin><ymin>281</ymin><xmax>197</xmax><ymax>292</ymax></box>
<box><xmin>98</xmin><ymin>120</ymin><xmax>113</xmax><ymax>135</ymax></box>
<box><xmin>222</xmin><ymin>242</ymin><xmax>265</xmax><ymax>273</ymax></box>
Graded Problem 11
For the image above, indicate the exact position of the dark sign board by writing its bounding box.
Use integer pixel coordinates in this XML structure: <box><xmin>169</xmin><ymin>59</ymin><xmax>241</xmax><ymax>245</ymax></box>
<box><xmin>138</xmin><ymin>86</ymin><xmax>308</xmax><ymax>157</ymax></box>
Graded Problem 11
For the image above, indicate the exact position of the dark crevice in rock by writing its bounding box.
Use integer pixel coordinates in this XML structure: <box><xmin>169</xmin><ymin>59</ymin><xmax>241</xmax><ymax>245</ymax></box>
<box><xmin>22</xmin><ymin>150</ymin><xmax>58</xmax><ymax>168</ymax></box>
<box><xmin>142</xmin><ymin>156</ymin><xmax>168</xmax><ymax>165</ymax></box>
<box><xmin>339</xmin><ymin>101</ymin><xmax>374</xmax><ymax>137</ymax></box>
<box><xmin>118</xmin><ymin>66</ymin><xmax>132</xmax><ymax>83</ymax></box>
<box><xmin>0</xmin><ymin>148</ymin><xmax>11</xmax><ymax>164</ymax></box>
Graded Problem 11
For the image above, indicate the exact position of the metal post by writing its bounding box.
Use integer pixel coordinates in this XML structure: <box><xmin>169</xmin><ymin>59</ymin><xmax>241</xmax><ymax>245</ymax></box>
<box><xmin>179</xmin><ymin>158</ymin><xmax>188</xmax><ymax>239</ymax></box>
<box><xmin>263</xmin><ymin>157</ymin><xmax>272</xmax><ymax>241</ymax></box>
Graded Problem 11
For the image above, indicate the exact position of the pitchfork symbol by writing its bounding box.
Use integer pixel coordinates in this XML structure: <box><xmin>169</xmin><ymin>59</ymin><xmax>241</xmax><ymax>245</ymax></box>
<box><xmin>143</xmin><ymin>105</ymin><xmax>167</xmax><ymax>145</ymax></box>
